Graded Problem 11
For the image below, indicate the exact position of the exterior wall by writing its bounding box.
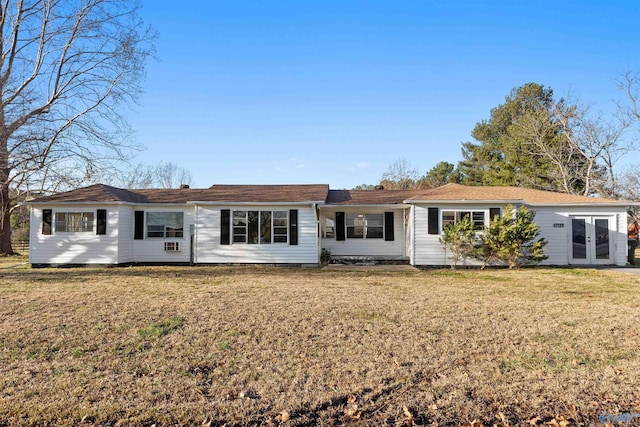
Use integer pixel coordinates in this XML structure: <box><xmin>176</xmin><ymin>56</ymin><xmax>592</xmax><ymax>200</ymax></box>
<box><xmin>412</xmin><ymin>203</ymin><xmax>629</xmax><ymax>267</ymax></box>
<box><xmin>195</xmin><ymin>205</ymin><xmax>318</xmax><ymax>264</ymax></box>
<box><xmin>117</xmin><ymin>206</ymin><xmax>134</xmax><ymax>264</ymax></box>
<box><xmin>131</xmin><ymin>205</ymin><xmax>195</xmax><ymax>263</ymax></box>
<box><xmin>412</xmin><ymin>203</ymin><xmax>493</xmax><ymax>266</ymax></box>
<box><xmin>534</xmin><ymin>206</ymin><xmax>628</xmax><ymax>266</ymax></box>
<box><xmin>30</xmin><ymin>205</ymin><xmax>120</xmax><ymax>264</ymax></box>
<box><xmin>406</xmin><ymin>206</ymin><xmax>414</xmax><ymax>264</ymax></box>
<box><xmin>320</xmin><ymin>207</ymin><xmax>407</xmax><ymax>257</ymax></box>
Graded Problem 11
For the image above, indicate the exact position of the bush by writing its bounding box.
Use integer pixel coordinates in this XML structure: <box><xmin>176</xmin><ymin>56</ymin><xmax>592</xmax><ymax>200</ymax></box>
<box><xmin>439</xmin><ymin>215</ymin><xmax>478</xmax><ymax>269</ymax></box>
<box><xmin>478</xmin><ymin>205</ymin><xmax>547</xmax><ymax>269</ymax></box>
<box><xmin>320</xmin><ymin>248</ymin><xmax>331</xmax><ymax>265</ymax></box>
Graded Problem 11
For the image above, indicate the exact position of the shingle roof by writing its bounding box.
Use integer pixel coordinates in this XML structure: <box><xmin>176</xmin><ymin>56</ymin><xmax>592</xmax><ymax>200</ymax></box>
<box><xmin>25</xmin><ymin>184</ymin><xmax>149</xmax><ymax>204</ymax></box>
<box><xmin>405</xmin><ymin>183</ymin><xmax>628</xmax><ymax>205</ymax></box>
<box><xmin>27</xmin><ymin>182</ymin><xmax>632</xmax><ymax>206</ymax></box>
<box><xmin>28</xmin><ymin>184</ymin><xmax>330</xmax><ymax>204</ymax></box>
<box><xmin>326</xmin><ymin>189</ymin><xmax>421</xmax><ymax>205</ymax></box>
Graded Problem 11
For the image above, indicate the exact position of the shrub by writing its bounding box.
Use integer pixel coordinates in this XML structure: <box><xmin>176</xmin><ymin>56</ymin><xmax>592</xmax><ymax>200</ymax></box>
<box><xmin>439</xmin><ymin>215</ymin><xmax>478</xmax><ymax>269</ymax></box>
<box><xmin>478</xmin><ymin>205</ymin><xmax>547</xmax><ymax>269</ymax></box>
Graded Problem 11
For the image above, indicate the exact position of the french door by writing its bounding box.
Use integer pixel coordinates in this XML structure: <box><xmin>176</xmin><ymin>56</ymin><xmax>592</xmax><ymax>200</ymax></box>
<box><xmin>570</xmin><ymin>216</ymin><xmax>612</xmax><ymax>265</ymax></box>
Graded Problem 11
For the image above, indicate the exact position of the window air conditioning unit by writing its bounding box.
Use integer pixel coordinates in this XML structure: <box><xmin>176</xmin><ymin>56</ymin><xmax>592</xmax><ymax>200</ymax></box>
<box><xmin>164</xmin><ymin>242</ymin><xmax>180</xmax><ymax>252</ymax></box>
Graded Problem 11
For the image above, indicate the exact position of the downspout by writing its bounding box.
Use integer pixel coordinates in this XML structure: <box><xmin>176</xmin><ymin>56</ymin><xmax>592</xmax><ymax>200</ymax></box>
<box><xmin>193</xmin><ymin>204</ymin><xmax>198</xmax><ymax>265</ymax></box>
<box><xmin>313</xmin><ymin>203</ymin><xmax>320</xmax><ymax>266</ymax></box>
<box><xmin>403</xmin><ymin>206</ymin><xmax>407</xmax><ymax>258</ymax></box>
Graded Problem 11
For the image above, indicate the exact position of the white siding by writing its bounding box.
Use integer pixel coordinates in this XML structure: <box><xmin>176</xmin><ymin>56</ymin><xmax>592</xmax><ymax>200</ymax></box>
<box><xmin>533</xmin><ymin>208</ymin><xmax>570</xmax><ymax>266</ymax></box>
<box><xmin>320</xmin><ymin>207</ymin><xmax>407</xmax><ymax>257</ymax></box>
<box><xmin>406</xmin><ymin>206</ymin><xmax>414</xmax><ymax>264</ymax></box>
<box><xmin>195</xmin><ymin>205</ymin><xmax>318</xmax><ymax>264</ymax></box>
<box><xmin>117</xmin><ymin>206</ymin><xmax>134</xmax><ymax>263</ymax></box>
<box><xmin>131</xmin><ymin>206</ymin><xmax>194</xmax><ymax>263</ymax></box>
<box><xmin>29</xmin><ymin>205</ymin><xmax>119</xmax><ymax>264</ymax></box>
<box><xmin>412</xmin><ymin>203</ymin><xmax>629</xmax><ymax>267</ymax></box>
<box><xmin>412</xmin><ymin>204</ymin><xmax>488</xmax><ymax>266</ymax></box>
<box><xmin>535</xmin><ymin>206</ymin><xmax>628</xmax><ymax>266</ymax></box>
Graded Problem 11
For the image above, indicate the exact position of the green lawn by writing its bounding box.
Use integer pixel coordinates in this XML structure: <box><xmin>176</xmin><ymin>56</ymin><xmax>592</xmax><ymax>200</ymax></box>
<box><xmin>0</xmin><ymin>265</ymin><xmax>639</xmax><ymax>426</ymax></box>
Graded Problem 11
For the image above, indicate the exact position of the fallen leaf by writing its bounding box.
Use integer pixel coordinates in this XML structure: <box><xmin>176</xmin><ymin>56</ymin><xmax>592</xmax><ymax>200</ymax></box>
<box><xmin>343</xmin><ymin>405</ymin><xmax>361</xmax><ymax>420</ymax></box>
<box><xmin>275</xmin><ymin>410</ymin><xmax>289</xmax><ymax>423</ymax></box>
<box><xmin>402</xmin><ymin>405</ymin><xmax>415</xmax><ymax>426</ymax></box>
<box><xmin>347</xmin><ymin>394</ymin><xmax>356</xmax><ymax>404</ymax></box>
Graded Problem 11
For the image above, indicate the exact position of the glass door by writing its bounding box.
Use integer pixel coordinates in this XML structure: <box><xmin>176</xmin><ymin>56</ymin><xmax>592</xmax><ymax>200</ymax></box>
<box><xmin>570</xmin><ymin>216</ymin><xmax>612</xmax><ymax>264</ymax></box>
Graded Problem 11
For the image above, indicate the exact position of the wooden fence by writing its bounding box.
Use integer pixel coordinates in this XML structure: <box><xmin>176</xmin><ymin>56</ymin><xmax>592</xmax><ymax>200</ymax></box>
<box><xmin>11</xmin><ymin>240</ymin><xmax>29</xmax><ymax>253</ymax></box>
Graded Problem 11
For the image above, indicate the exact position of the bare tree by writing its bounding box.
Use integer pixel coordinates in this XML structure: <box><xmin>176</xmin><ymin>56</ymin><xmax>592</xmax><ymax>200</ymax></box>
<box><xmin>0</xmin><ymin>0</ymin><xmax>155</xmax><ymax>254</ymax></box>
<box><xmin>545</xmin><ymin>94</ymin><xmax>634</xmax><ymax>197</ymax></box>
<box><xmin>380</xmin><ymin>158</ymin><xmax>420</xmax><ymax>190</ymax></box>
<box><xmin>617</xmin><ymin>166</ymin><xmax>640</xmax><ymax>229</ymax></box>
<box><xmin>154</xmin><ymin>162</ymin><xmax>193</xmax><ymax>189</ymax></box>
<box><xmin>115</xmin><ymin>161</ymin><xmax>193</xmax><ymax>189</ymax></box>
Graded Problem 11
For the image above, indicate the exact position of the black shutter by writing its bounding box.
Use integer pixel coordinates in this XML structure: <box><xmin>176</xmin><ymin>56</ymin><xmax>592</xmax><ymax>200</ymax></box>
<box><xmin>335</xmin><ymin>212</ymin><xmax>345</xmax><ymax>241</ymax></box>
<box><xmin>134</xmin><ymin>211</ymin><xmax>144</xmax><ymax>240</ymax></box>
<box><xmin>428</xmin><ymin>208</ymin><xmax>439</xmax><ymax>235</ymax></box>
<box><xmin>289</xmin><ymin>209</ymin><xmax>298</xmax><ymax>245</ymax></box>
<box><xmin>220</xmin><ymin>209</ymin><xmax>230</xmax><ymax>245</ymax></box>
<box><xmin>42</xmin><ymin>209</ymin><xmax>52</xmax><ymax>235</ymax></box>
<box><xmin>489</xmin><ymin>207</ymin><xmax>501</xmax><ymax>221</ymax></box>
<box><xmin>384</xmin><ymin>211</ymin><xmax>394</xmax><ymax>241</ymax></box>
<box><xmin>96</xmin><ymin>209</ymin><xmax>107</xmax><ymax>235</ymax></box>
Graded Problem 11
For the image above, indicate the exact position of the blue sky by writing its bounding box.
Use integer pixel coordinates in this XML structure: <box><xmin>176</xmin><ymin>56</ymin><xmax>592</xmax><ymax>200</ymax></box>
<box><xmin>131</xmin><ymin>1</ymin><xmax>640</xmax><ymax>189</ymax></box>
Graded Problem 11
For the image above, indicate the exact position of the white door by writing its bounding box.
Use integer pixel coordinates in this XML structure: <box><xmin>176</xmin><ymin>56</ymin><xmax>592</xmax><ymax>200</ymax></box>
<box><xmin>570</xmin><ymin>216</ymin><xmax>612</xmax><ymax>265</ymax></box>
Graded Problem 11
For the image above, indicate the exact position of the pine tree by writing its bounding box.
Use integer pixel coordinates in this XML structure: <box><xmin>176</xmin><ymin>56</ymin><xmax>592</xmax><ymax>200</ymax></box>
<box><xmin>479</xmin><ymin>205</ymin><xmax>548</xmax><ymax>269</ymax></box>
<box><xmin>439</xmin><ymin>216</ymin><xmax>477</xmax><ymax>269</ymax></box>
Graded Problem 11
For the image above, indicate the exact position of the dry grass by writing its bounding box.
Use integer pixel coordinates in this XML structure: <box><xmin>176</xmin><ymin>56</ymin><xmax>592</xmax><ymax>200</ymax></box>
<box><xmin>0</xmin><ymin>265</ymin><xmax>639</xmax><ymax>426</ymax></box>
<box><xmin>0</xmin><ymin>254</ymin><xmax>28</xmax><ymax>269</ymax></box>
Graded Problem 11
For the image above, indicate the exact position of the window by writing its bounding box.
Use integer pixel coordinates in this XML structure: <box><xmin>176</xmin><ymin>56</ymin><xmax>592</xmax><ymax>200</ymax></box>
<box><xmin>441</xmin><ymin>210</ymin><xmax>486</xmax><ymax>231</ymax></box>
<box><xmin>147</xmin><ymin>212</ymin><xmax>184</xmax><ymax>238</ymax></box>
<box><xmin>346</xmin><ymin>213</ymin><xmax>384</xmax><ymax>239</ymax></box>
<box><xmin>55</xmin><ymin>212</ymin><xmax>94</xmax><ymax>232</ymax></box>
<box><xmin>232</xmin><ymin>210</ymin><xmax>288</xmax><ymax>244</ymax></box>
<box><xmin>366</xmin><ymin>213</ymin><xmax>384</xmax><ymax>238</ymax></box>
<box><xmin>346</xmin><ymin>213</ymin><xmax>364</xmax><ymax>238</ymax></box>
<box><xmin>323</xmin><ymin>216</ymin><xmax>335</xmax><ymax>239</ymax></box>
<box><xmin>273</xmin><ymin>211</ymin><xmax>288</xmax><ymax>243</ymax></box>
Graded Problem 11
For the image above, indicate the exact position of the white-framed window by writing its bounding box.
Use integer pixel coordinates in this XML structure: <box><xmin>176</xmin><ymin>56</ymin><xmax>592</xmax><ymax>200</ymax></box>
<box><xmin>55</xmin><ymin>212</ymin><xmax>94</xmax><ymax>232</ymax></box>
<box><xmin>442</xmin><ymin>210</ymin><xmax>486</xmax><ymax>231</ymax></box>
<box><xmin>346</xmin><ymin>213</ymin><xmax>384</xmax><ymax>239</ymax></box>
<box><xmin>232</xmin><ymin>210</ymin><xmax>288</xmax><ymax>244</ymax></box>
<box><xmin>147</xmin><ymin>212</ymin><xmax>184</xmax><ymax>238</ymax></box>
<box><xmin>322</xmin><ymin>216</ymin><xmax>335</xmax><ymax>239</ymax></box>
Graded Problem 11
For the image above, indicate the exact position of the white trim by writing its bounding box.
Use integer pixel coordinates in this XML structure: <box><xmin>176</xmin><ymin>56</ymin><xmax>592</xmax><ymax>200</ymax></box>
<box><xmin>320</xmin><ymin>204</ymin><xmax>407</xmax><ymax>209</ymax></box>
<box><xmin>405</xmin><ymin>199</ymin><xmax>523</xmax><ymax>204</ymax></box>
<box><xmin>406</xmin><ymin>199</ymin><xmax>635</xmax><ymax>207</ymax></box>
<box><xmin>526</xmin><ymin>202</ymin><xmax>634</xmax><ymax>207</ymax></box>
<box><xmin>188</xmin><ymin>201</ymin><xmax>324</xmax><ymax>206</ymax></box>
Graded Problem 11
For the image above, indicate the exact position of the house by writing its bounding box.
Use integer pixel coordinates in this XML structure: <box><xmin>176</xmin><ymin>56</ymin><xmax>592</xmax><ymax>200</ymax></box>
<box><xmin>25</xmin><ymin>183</ymin><xmax>634</xmax><ymax>267</ymax></box>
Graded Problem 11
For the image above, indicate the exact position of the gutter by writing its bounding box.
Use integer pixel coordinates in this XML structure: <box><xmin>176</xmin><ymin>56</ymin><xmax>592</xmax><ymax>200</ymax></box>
<box><xmin>403</xmin><ymin>199</ymin><xmax>525</xmax><ymax>204</ymax></box>
<box><xmin>186</xmin><ymin>200</ymin><xmax>326</xmax><ymax>206</ymax></box>
<box><xmin>320</xmin><ymin>204</ymin><xmax>408</xmax><ymax>209</ymax></box>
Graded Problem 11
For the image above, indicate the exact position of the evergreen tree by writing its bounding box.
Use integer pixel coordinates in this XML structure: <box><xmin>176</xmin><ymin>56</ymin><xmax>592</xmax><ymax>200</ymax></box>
<box><xmin>439</xmin><ymin>216</ymin><xmax>477</xmax><ymax>269</ymax></box>
<box><xmin>417</xmin><ymin>162</ymin><xmax>462</xmax><ymax>189</ymax></box>
<box><xmin>479</xmin><ymin>205</ymin><xmax>548</xmax><ymax>269</ymax></box>
<box><xmin>458</xmin><ymin>83</ymin><xmax>588</xmax><ymax>193</ymax></box>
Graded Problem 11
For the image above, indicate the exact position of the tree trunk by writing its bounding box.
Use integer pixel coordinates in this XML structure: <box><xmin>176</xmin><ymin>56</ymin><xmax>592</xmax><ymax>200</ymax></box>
<box><xmin>0</xmin><ymin>182</ymin><xmax>14</xmax><ymax>256</ymax></box>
